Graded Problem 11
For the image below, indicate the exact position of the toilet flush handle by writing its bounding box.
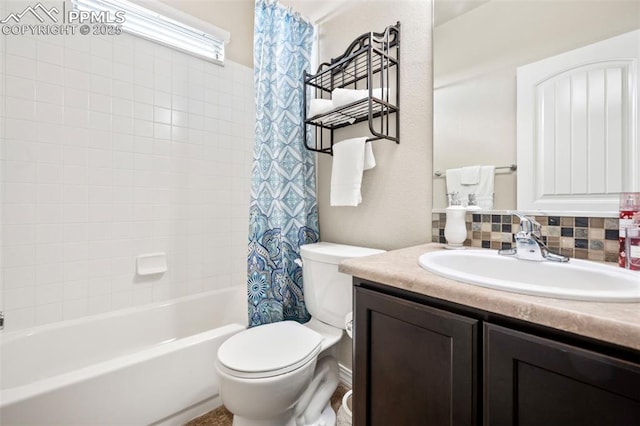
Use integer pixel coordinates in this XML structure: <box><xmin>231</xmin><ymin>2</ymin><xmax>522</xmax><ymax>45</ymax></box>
<box><xmin>294</xmin><ymin>258</ymin><xmax>303</xmax><ymax>268</ymax></box>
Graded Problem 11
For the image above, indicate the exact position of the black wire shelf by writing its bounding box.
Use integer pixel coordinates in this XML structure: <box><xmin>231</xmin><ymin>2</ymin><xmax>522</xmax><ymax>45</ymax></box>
<box><xmin>303</xmin><ymin>22</ymin><xmax>401</xmax><ymax>155</ymax></box>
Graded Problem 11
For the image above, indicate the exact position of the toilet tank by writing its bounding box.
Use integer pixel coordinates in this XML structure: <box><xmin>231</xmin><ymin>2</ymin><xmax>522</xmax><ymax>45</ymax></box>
<box><xmin>300</xmin><ymin>242</ymin><xmax>385</xmax><ymax>329</ymax></box>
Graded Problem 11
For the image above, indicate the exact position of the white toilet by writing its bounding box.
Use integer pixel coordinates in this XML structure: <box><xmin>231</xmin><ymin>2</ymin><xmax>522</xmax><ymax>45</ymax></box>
<box><xmin>216</xmin><ymin>242</ymin><xmax>384</xmax><ymax>426</ymax></box>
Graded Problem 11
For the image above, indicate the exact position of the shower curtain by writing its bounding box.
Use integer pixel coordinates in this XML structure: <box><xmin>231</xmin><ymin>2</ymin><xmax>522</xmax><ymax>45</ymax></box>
<box><xmin>248</xmin><ymin>0</ymin><xmax>318</xmax><ymax>327</ymax></box>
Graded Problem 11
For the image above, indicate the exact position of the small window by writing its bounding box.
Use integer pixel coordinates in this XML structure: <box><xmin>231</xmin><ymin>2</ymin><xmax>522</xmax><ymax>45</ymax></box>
<box><xmin>72</xmin><ymin>0</ymin><xmax>229</xmax><ymax>65</ymax></box>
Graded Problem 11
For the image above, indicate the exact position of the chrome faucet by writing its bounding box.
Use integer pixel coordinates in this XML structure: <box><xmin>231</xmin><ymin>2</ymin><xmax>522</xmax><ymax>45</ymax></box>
<box><xmin>0</xmin><ymin>311</ymin><xmax>4</xmax><ymax>331</ymax></box>
<box><xmin>499</xmin><ymin>213</ymin><xmax>569</xmax><ymax>262</ymax></box>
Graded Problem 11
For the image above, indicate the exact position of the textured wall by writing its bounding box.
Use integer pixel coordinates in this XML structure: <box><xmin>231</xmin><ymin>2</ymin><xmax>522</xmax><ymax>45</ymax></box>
<box><xmin>315</xmin><ymin>0</ymin><xmax>433</xmax><ymax>251</ymax></box>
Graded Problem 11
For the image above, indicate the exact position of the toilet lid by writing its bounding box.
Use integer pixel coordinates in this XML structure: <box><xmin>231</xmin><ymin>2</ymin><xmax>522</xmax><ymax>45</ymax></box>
<box><xmin>217</xmin><ymin>321</ymin><xmax>323</xmax><ymax>379</ymax></box>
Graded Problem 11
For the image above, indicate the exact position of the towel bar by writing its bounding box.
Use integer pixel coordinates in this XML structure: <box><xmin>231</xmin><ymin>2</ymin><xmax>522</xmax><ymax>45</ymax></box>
<box><xmin>433</xmin><ymin>164</ymin><xmax>517</xmax><ymax>177</ymax></box>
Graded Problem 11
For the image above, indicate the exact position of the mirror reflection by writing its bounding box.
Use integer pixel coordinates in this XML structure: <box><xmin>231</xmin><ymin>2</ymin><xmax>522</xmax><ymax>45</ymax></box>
<box><xmin>432</xmin><ymin>0</ymin><xmax>640</xmax><ymax>211</ymax></box>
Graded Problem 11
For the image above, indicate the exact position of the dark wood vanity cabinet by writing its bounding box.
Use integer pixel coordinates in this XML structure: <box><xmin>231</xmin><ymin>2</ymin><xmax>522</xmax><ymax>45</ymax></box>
<box><xmin>484</xmin><ymin>324</ymin><xmax>640</xmax><ymax>426</ymax></box>
<box><xmin>353</xmin><ymin>286</ymin><xmax>479</xmax><ymax>426</ymax></box>
<box><xmin>353</xmin><ymin>282</ymin><xmax>640</xmax><ymax>426</ymax></box>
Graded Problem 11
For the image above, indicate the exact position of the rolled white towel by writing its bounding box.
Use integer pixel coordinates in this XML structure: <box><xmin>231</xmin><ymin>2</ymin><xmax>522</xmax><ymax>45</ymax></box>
<box><xmin>332</xmin><ymin>87</ymin><xmax>387</xmax><ymax>108</ymax></box>
<box><xmin>308</xmin><ymin>98</ymin><xmax>333</xmax><ymax>117</ymax></box>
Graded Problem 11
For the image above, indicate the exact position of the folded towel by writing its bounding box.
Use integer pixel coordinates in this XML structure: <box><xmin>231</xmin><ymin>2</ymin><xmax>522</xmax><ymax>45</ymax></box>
<box><xmin>309</xmin><ymin>98</ymin><xmax>333</xmax><ymax>117</ymax></box>
<box><xmin>460</xmin><ymin>166</ymin><xmax>480</xmax><ymax>185</ymax></box>
<box><xmin>332</xmin><ymin>87</ymin><xmax>387</xmax><ymax>108</ymax></box>
<box><xmin>331</xmin><ymin>137</ymin><xmax>375</xmax><ymax>206</ymax></box>
<box><xmin>446</xmin><ymin>165</ymin><xmax>495</xmax><ymax>209</ymax></box>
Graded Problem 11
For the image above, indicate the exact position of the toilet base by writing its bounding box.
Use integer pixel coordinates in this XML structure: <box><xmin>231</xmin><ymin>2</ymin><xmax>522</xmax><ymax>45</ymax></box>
<box><xmin>231</xmin><ymin>402</ymin><xmax>336</xmax><ymax>426</ymax></box>
<box><xmin>231</xmin><ymin>411</ymin><xmax>296</xmax><ymax>426</ymax></box>
<box><xmin>308</xmin><ymin>402</ymin><xmax>336</xmax><ymax>426</ymax></box>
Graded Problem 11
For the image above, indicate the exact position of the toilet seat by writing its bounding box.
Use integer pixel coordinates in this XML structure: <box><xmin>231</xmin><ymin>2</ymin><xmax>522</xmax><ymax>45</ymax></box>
<box><xmin>217</xmin><ymin>321</ymin><xmax>323</xmax><ymax>379</ymax></box>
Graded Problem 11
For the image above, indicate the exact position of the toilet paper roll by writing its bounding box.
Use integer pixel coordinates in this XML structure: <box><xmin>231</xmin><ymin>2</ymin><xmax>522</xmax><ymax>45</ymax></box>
<box><xmin>345</xmin><ymin>312</ymin><xmax>353</xmax><ymax>338</ymax></box>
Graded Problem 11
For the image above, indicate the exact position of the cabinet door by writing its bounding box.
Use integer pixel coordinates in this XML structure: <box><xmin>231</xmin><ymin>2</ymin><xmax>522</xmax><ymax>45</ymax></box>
<box><xmin>353</xmin><ymin>286</ymin><xmax>479</xmax><ymax>426</ymax></box>
<box><xmin>485</xmin><ymin>323</ymin><xmax>640</xmax><ymax>426</ymax></box>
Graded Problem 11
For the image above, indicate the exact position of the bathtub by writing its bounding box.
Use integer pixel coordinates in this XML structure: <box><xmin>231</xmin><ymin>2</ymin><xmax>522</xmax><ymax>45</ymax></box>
<box><xmin>0</xmin><ymin>286</ymin><xmax>247</xmax><ymax>426</ymax></box>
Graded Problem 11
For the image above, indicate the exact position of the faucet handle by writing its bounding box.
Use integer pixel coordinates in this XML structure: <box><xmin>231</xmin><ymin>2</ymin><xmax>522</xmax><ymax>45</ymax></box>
<box><xmin>511</xmin><ymin>212</ymin><xmax>541</xmax><ymax>236</ymax></box>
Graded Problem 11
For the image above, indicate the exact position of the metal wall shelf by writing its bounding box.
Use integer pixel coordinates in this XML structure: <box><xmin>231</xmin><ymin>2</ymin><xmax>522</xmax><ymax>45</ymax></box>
<box><xmin>303</xmin><ymin>22</ymin><xmax>400</xmax><ymax>155</ymax></box>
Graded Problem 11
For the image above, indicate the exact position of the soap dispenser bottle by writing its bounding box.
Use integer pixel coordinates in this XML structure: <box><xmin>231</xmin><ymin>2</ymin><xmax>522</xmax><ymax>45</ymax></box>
<box><xmin>445</xmin><ymin>193</ymin><xmax>467</xmax><ymax>248</ymax></box>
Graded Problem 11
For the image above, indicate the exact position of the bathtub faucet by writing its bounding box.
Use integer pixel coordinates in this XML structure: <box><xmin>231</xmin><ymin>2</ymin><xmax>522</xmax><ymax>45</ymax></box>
<box><xmin>0</xmin><ymin>311</ymin><xmax>4</xmax><ymax>330</ymax></box>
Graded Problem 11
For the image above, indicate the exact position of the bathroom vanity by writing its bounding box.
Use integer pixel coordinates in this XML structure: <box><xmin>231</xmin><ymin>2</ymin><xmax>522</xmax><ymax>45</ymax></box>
<box><xmin>341</xmin><ymin>244</ymin><xmax>640</xmax><ymax>426</ymax></box>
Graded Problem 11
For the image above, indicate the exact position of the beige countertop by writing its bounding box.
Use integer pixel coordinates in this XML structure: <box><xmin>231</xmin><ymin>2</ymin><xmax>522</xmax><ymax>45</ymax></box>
<box><xmin>339</xmin><ymin>243</ymin><xmax>640</xmax><ymax>351</ymax></box>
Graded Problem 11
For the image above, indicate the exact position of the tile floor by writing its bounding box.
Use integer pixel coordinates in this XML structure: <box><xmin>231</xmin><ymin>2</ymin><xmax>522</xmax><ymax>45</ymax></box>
<box><xmin>185</xmin><ymin>384</ymin><xmax>349</xmax><ymax>426</ymax></box>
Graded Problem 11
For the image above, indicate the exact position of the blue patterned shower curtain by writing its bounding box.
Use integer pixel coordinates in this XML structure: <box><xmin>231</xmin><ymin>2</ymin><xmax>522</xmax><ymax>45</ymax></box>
<box><xmin>248</xmin><ymin>0</ymin><xmax>318</xmax><ymax>327</ymax></box>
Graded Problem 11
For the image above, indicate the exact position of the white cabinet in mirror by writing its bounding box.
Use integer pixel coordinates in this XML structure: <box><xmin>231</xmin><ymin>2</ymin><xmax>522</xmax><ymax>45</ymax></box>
<box><xmin>432</xmin><ymin>0</ymin><xmax>640</xmax><ymax>215</ymax></box>
<box><xmin>517</xmin><ymin>30</ymin><xmax>640</xmax><ymax>215</ymax></box>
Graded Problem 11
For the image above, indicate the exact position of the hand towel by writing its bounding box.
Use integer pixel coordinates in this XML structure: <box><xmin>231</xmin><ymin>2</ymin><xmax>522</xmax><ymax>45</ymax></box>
<box><xmin>445</xmin><ymin>165</ymin><xmax>495</xmax><ymax>209</ymax></box>
<box><xmin>331</xmin><ymin>137</ymin><xmax>375</xmax><ymax>206</ymax></box>
<box><xmin>309</xmin><ymin>98</ymin><xmax>333</xmax><ymax>117</ymax></box>
<box><xmin>460</xmin><ymin>166</ymin><xmax>480</xmax><ymax>185</ymax></box>
<box><xmin>332</xmin><ymin>87</ymin><xmax>387</xmax><ymax>108</ymax></box>
<box><xmin>475</xmin><ymin>165</ymin><xmax>495</xmax><ymax>209</ymax></box>
<box><xmin>364</xmin><ymin>141</ymin><xmax>376</xmax><ymax>170</ymax></box>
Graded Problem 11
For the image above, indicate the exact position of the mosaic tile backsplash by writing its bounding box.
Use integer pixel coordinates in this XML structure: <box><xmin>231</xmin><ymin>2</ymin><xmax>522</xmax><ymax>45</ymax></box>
<box><xmin>431</xmin><ymin>213</ymin><xmax>619</xmax><ymax>263</ymax></box>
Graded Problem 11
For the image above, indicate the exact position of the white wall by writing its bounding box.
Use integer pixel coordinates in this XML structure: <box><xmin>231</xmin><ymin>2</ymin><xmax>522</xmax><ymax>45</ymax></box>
<box><xmin>433</xmin><ymin>0</ymin><xmax>640</xmax><ymax>209</ymax></box>
<box><xmin>316</xmin><ymin>0</ymin><xmax>433</xmax><ymax>251</ymax></box>
<box><xmin>0</xmin><ymin>22</ymin><xmax>254</xmax><ymax>330</ymax></box>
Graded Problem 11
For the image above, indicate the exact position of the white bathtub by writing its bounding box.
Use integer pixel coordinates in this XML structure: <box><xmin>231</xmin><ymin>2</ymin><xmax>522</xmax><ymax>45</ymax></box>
<box><xmin>0</xmin><ymin>287</ymin><xmax>247</xmax><ymax>425</ymax></box>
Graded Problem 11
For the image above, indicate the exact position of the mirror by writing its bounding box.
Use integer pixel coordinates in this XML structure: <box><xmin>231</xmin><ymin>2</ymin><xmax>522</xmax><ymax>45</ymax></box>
<box><xmin>432</xmin><ymin>0</ymin><xmax>640</xmax><ymax>211</ymax></box>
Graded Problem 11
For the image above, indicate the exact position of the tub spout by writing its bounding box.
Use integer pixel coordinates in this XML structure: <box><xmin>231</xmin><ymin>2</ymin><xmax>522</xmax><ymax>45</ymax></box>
<box><xmin>0</xmin><ymin>311</ymin><xmax>4</xmax><ymax>330</ymax></box>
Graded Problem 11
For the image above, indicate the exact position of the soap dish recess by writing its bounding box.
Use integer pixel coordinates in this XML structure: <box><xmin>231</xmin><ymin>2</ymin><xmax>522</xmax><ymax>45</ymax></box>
<box><xmin>137</xmin><ymin>253</ymin><xmax>167</xmax><ymax>276</ymax></box>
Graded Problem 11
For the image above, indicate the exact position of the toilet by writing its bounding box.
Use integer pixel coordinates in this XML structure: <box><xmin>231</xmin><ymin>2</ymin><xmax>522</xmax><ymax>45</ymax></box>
<box><xmin>216</xmin><ymin>242</ymin><xmax>384</xmax><ymax>426</ymax></box>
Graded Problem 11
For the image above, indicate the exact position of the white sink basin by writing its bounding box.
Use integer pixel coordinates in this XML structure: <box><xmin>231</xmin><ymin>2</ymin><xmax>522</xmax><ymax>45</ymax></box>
<box><xmin>418</xmin><ymin>250</ymin><xmax>640</xmax><ymax>302</ymax></box>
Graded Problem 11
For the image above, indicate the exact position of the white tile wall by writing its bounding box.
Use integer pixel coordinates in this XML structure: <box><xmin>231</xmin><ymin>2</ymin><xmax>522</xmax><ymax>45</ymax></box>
<box><xmin>1</xmin><ymin>27</ymin><xmax>254</xmax><ymax>331</ymax></box>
